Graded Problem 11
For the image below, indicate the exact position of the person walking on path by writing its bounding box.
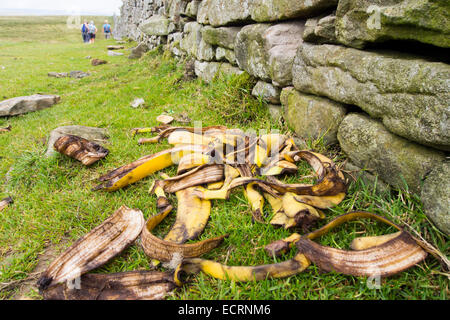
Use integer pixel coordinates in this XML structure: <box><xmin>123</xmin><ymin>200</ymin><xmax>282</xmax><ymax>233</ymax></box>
<box><xmin>88</xmin><ymin>21</ymin><xmax>97</xmax><ymax>44</ymax></box>
<box><xmin>103</xmin><ymin>20</ymin><xmax>112</xmax><ymax>39</ymax></box>
<box><xmin>81</xmin><ymin>21</ymin><xmax>89</xmax><ymax>43</ymax></box>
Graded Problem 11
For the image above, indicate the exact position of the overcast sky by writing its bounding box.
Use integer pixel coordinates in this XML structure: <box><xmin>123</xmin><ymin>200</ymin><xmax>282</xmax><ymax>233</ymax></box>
<box><xmin>0</xmin><ymin>0</ymin><xmax>123</xmax><ymax>15</ymax></box>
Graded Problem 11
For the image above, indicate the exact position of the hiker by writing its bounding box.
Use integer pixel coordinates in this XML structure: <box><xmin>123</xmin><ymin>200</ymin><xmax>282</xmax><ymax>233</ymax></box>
<box><xmin>81</xmin><ymin>21</ymin><xmax>89</xmax><ymax>43</ymax></box>
<box><xmin>88</xmin><ymin>21</ymin><xmax>97</xmax><ymax>44</ymax></box>
<box><xmin>103</xmin><ymin>20</ymin><xmax>112</xmax><ymax>39</ymax></box>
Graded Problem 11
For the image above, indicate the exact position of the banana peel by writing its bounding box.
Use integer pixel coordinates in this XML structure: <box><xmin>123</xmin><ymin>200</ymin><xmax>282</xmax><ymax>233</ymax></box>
<box><xmin>168</xmin><ymin>130</ymin><xmax>240</xmax><ymax>148</ymax></box>
<box><xmin>54</xmin><ymin>135</ymin><xmax>109</xmax><ymax>166</ymax></box>
<box><xmin>350</xmin><ymin>232</ymin><xmax>403</xmax><ymax>251</ymax></box>
<box><xmin>268</xmin><ymin>192</ymin><xmax>325</xmax><ymax>230</ymax></box>
<box><xmin>264</xmin><ymin>152</ymin><xmax>346</xmax><ymax>197</ymax></box>
<box><xmin>294</xmin><ymin>193</ymin><xmax>346</xmax><ymax>209</ymax></box>
<box><xmin>156</xmin><ymin>115</ymin><xmax>174</xmax><ymax>125</ymax></box>
<box><xmin>193</xmin><ymin>177</ymin><xmax>278</xmax><ymax>201</ymax></box>
<box><xmin>0</xmin><ymin>197</ymin><xmax>13</xmax><ymax>211</ymax></box>
<box><xmin>244</xmin><ymin>183</ymin><xmax>265</xmax><ymax>223</ymax></box>
<box><xmin>131</xmin><ymin>125</ymin><xmax>170</xmax><ymax>137</ymax></box>
<box><xmin>164</xmin><ymin>187</ymin><xmax>212</xmax><ymax>244</ymax></box>
<box><xmin>0</xmin><ymin>125</ymin><xmax>11</xmax><ymax>133</ymax></box>
<box><xmin>265</xmin><ymin>234</ymin><xmax>301</xmax><ymax>257</ymax></box>
<box><xmin>267</xmin><ymin>191</ymin><xmax>325</xmax><ymax>232</ymax></box>
<box><xmin>252</xmin><ymin>134</ymin><xmax>288</xmax><ymax>167</ymax></box>
<box><xmin>177</xmin><ymin>153</ymin><xmax>212</xmax><ymax>174</ymax></box>
<box><xmin>42</xmin><ymin>270</ymin><xmax>176</xmax><ymax>300</ymax></box>
<box><xmin>94</xmin><ymin>144</ymin><xmax>208</xmax><ymax>191</ymax></box>
<box><xmin>207</xmin><ymin>181</ymin><xmax>224</xmax><ymax>190</ymax></box>
<box><xmin>38</xmin><ymin>206</ymin><xmax>145</xmax><ymax>291</ymax></box>
<box><xmin>295</xmin><ymin>211</ymin><xmax>428</xmax><ymax>277</ymax></box>
<box><xmin>174</xmin><ymin>253</ymin><xmax>310</xmax><ymax>284</ymax></box>
<box><xmin>135</xmin><ymin>126</ymin><xmax>228</xmax><ymax>144</ymax></box>
<box><xmin>149</xmin><ymin>180</ymin><xmax>171</xmax><ymax>211</ymax></box>
<box><xmin>259</xmin><ymin>160</ymin><xmax>298</xmax><ymax>176</ymax></box>
<box><xmin>297</xmin><ymin>232</ymin><xmax>427</xmax><ymax>277</ymax></box>
<box><xmin>191</xmin><ymin>165</ymin><xmax>242</xmax><ymax>200</ymax></box>
<box><xmin>141</xmin><ymin>205</ymin><xmax>227</xmax><ymax>263</ymax></box>
<box><xmin>158</xmin><ymin>164</ymin><xmax>225</xmax><ymax>194</ymax></box>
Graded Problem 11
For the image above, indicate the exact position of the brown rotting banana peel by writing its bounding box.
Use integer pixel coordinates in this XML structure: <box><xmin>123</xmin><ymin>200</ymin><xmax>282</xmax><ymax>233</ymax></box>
<box><xmin>295</xmin><ymin>211</ymin><xmax>428</xmax><ymax>277</ymax></box>
<box><xmin>38</xmin><ymin>206</ymin><xmax>145</xmax><ymax>291</ymax></box>
<box><xmin>42</xmin><ymin>270</ymin><xmax>176</xmax><ymax>300</ymax></box>
<box><xmin>141</xmin><ymin>205</ymin><xmax>227</xmax><ymax>263</ymax></box>
<box><xmin>54</xmin><ymin>135</ymin><xmax>109</xmax><ymax>166</ymax></box>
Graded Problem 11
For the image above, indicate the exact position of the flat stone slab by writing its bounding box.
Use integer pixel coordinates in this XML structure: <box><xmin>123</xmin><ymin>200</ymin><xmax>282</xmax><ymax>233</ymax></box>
<box><xmin>304</xmin><ymin>13</ymin><xmax>338</xmax><ymax>44</ymax></box>
<box><xmin>140</xmin><ymin>15</ymin><xmax>171</xmax><ymax>36</ymax></box>
<box><xmin>207</xmin><ymin>0</ymin><xmax>252</xmax><ymax>26</ymax></box>
<box><xmin>46</xmin><ymin>126</ymin><xmax>109</xmax><ymax>157</ymax></box>
<box><xmin>421</xmin><ymin>161</ymin><xmax>450</xmax><ymax>235</ymax></box>
<box><xmin>203</xmin><ymin>0</ymin><xmax>338</xmax><ymax>26</ymax></box>
<box><xmin>107</xmin><ymin>45</ymin><xmax>125</xmax><ymax>50</ymax></box>
<box><xmin>293</xmin><ymin>43</ymin><xmax>450</xmax><ymax>150</ymax></box>
<box><xmin>337</xmin><ymin>113</ymin><xmax>445</xmax><ymax>194</ymax></box>
<box><xmin>251</xmin><ymin>0</ymin><xmax>338</xmax><ymax>22</ymax></box>
<box><xmin>215</xmin><ymin>47</ymin><xmax>236</xmax><ymax>65</ymax></box>
<box><xmin>335</xmin><ymin>0</ymin><xmax>450</xmax><ymax>49</ymax></box>
<box><xmin>282</xmin><ymin>87</ymin><xmax>347</xmax><ymax>145</ymax></box>
<box><xmin>183</xmin><ymin>0</ymin><xmax>201</xmax><ymax>18</ymax></box>
<box><xmin>128</xmin><ymin>43</ymin><xmax>149</xmax><ymax>60</ymax></box>
<box><xmin>202</xmin><ymin>26</ymin><xmax>242</xmax><ymax>50</ymax></box>
<box><xmin>235</xmin><ymin>21</ymin><xmax>305</xmax><ymax>86</ymax></box>
<box><xmin>69</xmin><ymin>71</ymin><xmax>90</xmax><ymax>79</ymax></box>
<box><xmin>108</xmin><ymin>51</ymin><xmax>124</xmax><ymax>57</ymax></box>
<box><xmin>181</xmin><ymin>22</ymin><xmax>215</xmax><ymax>62</ymax></box>
<box><xmin>252</xmin><ymin>81</ymin><xmax>281</xmax><ymax>104</ymax></box>
<box><xmin>0</xmin><ymin>94</ymin><xmax>60</xmax><ymax>117</ymax></box>
<box><xmin>48</xmin><ymin>72</ymin><xmax>69</xmax><ymax>78</ymax></box>
<box><xmin>48</xmin><ymin>71</ymin><xmax>90</xmax><ymax>79</ymax></box>
<box><xmin>194</xmin><ymin>61</ymin><xmax>244</xmax><ymax>83</ymax></box>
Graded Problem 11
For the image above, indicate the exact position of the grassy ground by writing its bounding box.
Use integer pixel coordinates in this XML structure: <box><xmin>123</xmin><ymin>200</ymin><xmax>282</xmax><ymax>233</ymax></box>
<box><xmin>0</xmin><ymin>16</ymin><xmax>448</xmax><ymax>300</ymax></box>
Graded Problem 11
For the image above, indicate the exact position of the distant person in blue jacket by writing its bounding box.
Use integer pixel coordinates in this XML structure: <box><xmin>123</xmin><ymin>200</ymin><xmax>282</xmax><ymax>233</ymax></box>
<box><xmin>81</xmin><ymin>21</ymin><xmax>89</xmax><ymax>43</ymax></box>
<box><xmin>103</xmin><ymin>20</ymin><xmax>112</xmax><ymax>39</ymax></box>
<box><xmin>88</xmin><ymin>21</ymin><xmax>98</xmax><ymax>44</ymax></box>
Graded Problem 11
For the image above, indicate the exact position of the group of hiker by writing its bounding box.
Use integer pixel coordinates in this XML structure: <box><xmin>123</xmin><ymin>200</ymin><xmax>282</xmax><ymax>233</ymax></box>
<box><xmin>81</xmin><ymin>20</ymin><xmax>112</xmax><ymax>44</ymax></box>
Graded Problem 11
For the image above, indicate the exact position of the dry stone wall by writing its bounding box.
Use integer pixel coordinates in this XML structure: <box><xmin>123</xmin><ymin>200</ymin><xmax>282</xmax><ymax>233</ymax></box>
<box><xmin>114</xmin><ymin>0</ymin><xmax>449</xmax><ymax>234</ymax></box>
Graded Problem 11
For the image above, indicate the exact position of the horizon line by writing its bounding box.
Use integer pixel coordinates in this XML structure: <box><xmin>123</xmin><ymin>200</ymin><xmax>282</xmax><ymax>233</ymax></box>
<box><xmin>0</xmin><ymin>8</ymin><xmax>120</xmax><ymax>16</ymax></box>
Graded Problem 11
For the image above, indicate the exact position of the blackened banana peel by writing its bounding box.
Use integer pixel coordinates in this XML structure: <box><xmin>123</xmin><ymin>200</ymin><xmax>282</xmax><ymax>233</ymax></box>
<box><xmin>38</xmin><ymin>206</ymin><xmax>145</xmax><ymax>291</ymax></box>
<box><xmin>54</xmin><ymin>135</ymin><xmax>109</xmax><ymax>166</ymax></box>
<box><xmin>42</xmin><ymin>270</ymin><xmax>176</xmax><ymax>300</ymax></box>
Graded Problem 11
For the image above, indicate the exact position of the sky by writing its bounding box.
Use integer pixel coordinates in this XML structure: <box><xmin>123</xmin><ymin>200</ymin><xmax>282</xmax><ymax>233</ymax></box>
<box><xmin>0</xmin><ymin>0</ymin><xmax>123</xmax><ymax>15</ymax></box>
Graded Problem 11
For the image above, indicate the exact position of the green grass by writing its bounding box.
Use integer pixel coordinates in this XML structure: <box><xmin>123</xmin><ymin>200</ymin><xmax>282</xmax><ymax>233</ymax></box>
<box><xmin>0</xmin><ymin>16</ymin><xmax>448</xmax><ymax>300</ymax></box>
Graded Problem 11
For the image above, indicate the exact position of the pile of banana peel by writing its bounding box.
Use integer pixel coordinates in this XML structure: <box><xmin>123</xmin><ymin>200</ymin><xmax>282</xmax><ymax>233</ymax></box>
<box><xmin>40</xmin><ymin>125</ymin><xmax>429</xmax><ymax>300</ymax></box>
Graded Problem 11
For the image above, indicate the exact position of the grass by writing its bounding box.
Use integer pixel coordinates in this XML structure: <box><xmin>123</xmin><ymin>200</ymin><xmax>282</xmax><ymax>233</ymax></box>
<box><xmin>0</xmin><ymin>16</ymin><xmax>448</xmax><ymax>300</ymax></box>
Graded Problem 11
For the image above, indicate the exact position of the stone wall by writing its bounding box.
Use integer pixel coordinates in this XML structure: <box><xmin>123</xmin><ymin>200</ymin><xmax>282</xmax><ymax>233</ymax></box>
<box><xmin>114</xmin><ymin>0</ymin><xmax>449</xmax><ymax>235</ymax></box>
